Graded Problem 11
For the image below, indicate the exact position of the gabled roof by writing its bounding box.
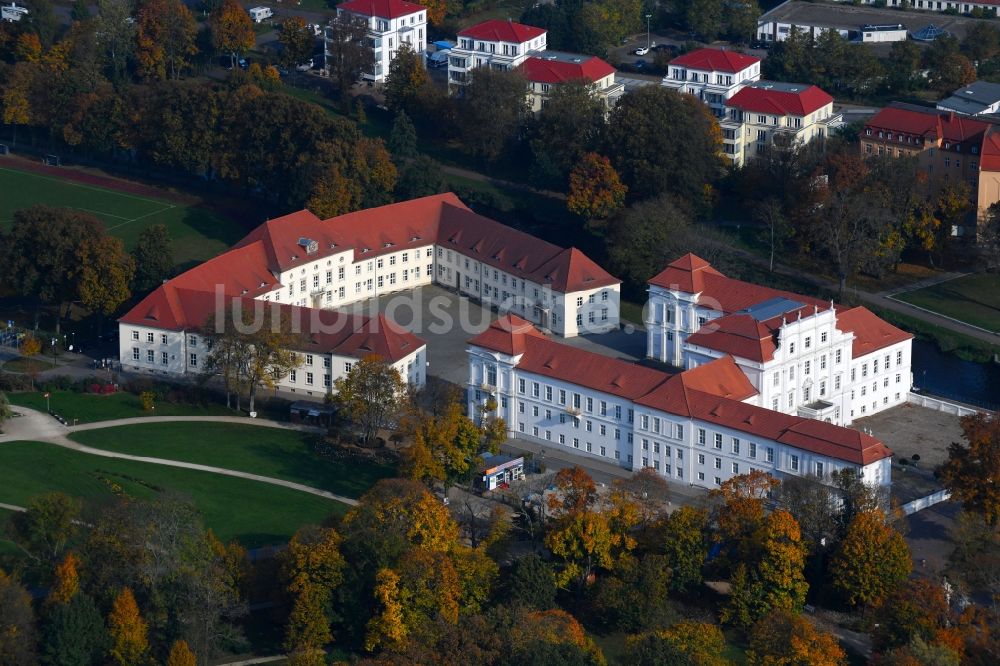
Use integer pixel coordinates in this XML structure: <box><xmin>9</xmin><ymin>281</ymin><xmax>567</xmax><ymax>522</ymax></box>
<box><xmin>835</xmin><ymin>306</ymin><xmax>913</xmax><ymax>357</ymax></box>
<box><xmin>521</xmin><ymin>53</ymin><xmax>615</xmax><ymax>85</ymax></box>
<box><xmin>458</xmin><ymin>19</ymin><xmax>546</xmax><ymax>43</ymax></box>
<box><xmin>468</xmin><ymin>315</ymin><xmax>547</xmax><ymax>357</ymax></box>
<box><xmin>677</xmin><ymin>355</ymin><xmax>758</xmax><ymax>401</ymax></box>
<box><xmin>120</xmin><ymin>286</ymin><xmax>423</xmax><ymax>362</ymax></box>
<box><xmin>981</xmin><ymin>129</ymin><xmax>1000</xmax><ymax>171</ymax></box>
<box><xmin>726</xmin><ymin>82</ymin><xmax>833</xmax><ymax>117</ymax></box>
<box><xmin>686</xmin><ymin>314</ymin><xmax>779</xmax><ymax>363</ymax></box>
<box><xmin>669</xmin><ymin>48</ymin><xmax>759</xmax><ymax>73</ymax></box>
<box><xmin>648</xmin><ymin>253</ymin><xmax>725</xmax><ymax>294</ymax></box>
<box><xmin>865</xmin><ymin>103</ymin><xmax>993</xmax><ymax>146</ymax></box>
<box><xmin>336</xmin><ymin>0</ymin><xmax>425</xmax><ymax>19</ymax></box>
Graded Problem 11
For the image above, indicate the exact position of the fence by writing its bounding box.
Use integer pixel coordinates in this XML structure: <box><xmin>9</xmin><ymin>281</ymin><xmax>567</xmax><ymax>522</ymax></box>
<box><xmin>907</xmin><ymin>392</ymin><xmax>984</xmax><ymax>417</ymax></box>
<box><xmin>900</xmin><ymin>489</ymin><xmax>952</xmax><ymax>516</ymax></box>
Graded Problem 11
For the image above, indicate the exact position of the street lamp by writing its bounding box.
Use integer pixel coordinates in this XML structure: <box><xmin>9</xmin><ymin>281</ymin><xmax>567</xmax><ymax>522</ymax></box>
<box><xmin>646</xmin><ymin>14</ymin><xmax>652</xmax><ymax>50</ymax></box>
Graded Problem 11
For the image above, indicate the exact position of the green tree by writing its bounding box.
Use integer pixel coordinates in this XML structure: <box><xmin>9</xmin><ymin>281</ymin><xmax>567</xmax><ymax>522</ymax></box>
<box><xmin>592</xmin><ymin>553</ymin><xmax>676</xmax><ymax>632</ymax></box>
<box><xmin>210</xmin><ymin>0</ymin><xmax>254</xmax><ymax>69</ymax></box>
<box><xmin>625</xmin><ymin>621</ymin><xmax>729</xmax><ymax>666</ymax></box>
<box><xmin>0</xmin><ymin>569</ymin><xmax>38</xmax><ymax>665</ymax></box>
<box><xmin>7</xmin><ymin>491</ymin><xmax>81</xmax><ymax>568</ymax></box>
<box><xmin>829</xmin><ymin>509</ymin><xmax>911</xmax><ymax>608</ymax></box>
<box><xmin>606</xmin><ymin>86</ymin><xmax>723</xmax><ymax>204</ymax></box>
<box><xmin>396</xmin><ymin>155</ymin><xmax>447</xmax><ymax>200</ymax></box>
<box><xmin>71</xmin><ymin>0</ymin><xmax>91</xmax><ymax>21</ymax></box>
<box><xmin>332</xmin><ymin>354</ymin><xmax>406</xmax><ymax>445</ymax></box>
<box><xmin>941</xmin><ymin>412</ymin><xmax>1000</xmax><ymax>526</ymax></box>
<box><xmin>885</xmin><ymin>40</ymin><xmax>923</xmax><ymax>92</ymax></box>
<box><xmin>458</xmin><ymin>67</ymin><xmax>530</xmax><ymax>163</ymax></box>
<box><xmin>384</xmin><ymin>44</ymin><xmax>430</xmax><ymax>113</ymax></box>
<box><xmin>509</xmin><ymin>553</ymin><xmax>557</xmax><ymax>610</ymax></box>
<box><xmin>0</xmin><ymin>391</ymin><xmax>11</xmax><ymax>432</ymax></box>
<box><xmin>94</xmin><ymin>0</ymin><xmax>136</xmax><ymax>81</ymax></box>
<box><xmin>929</xmin><ymin>53</ymin><xmax>977</xmax><ymax>94</ymax></box>
<box><xmin>962</xmin><ymin>22</ymin><xmax>1000</xmax><ymax>62</ymax></box>
<box><xmin>41</xmin><ymin>592</ymin><xmax>109</xmax><ymax>666</ymax></box>
<box><xmin>131</xmin><ymin>223</ymin><xmax>174</xmax><ymax>293</ymax></box>
<box><xmin>659</xmin><ymin>505</ymin><xmax>709</xmax><ymax>594</ymax></box>
<box><xmin>279</xmin><ymin>17</ymin><xmax>314</xmax><ymax>69</ymax></box>
<box><xmin>528</xmin><ymin>79</ymin><xmax>607</xmax><ymax>186</ymax></box>
<box><xmin>388</xmin><ymin>110</ymin><xmax>418</xmax><ymax>159</ymax></box>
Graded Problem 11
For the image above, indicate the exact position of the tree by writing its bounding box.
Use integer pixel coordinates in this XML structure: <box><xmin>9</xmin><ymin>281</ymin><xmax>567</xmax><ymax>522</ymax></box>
<box><xmin>8</xmin><ymin>491</ymin><xmax>81</xmax><ymax>568</ymax></box>
<box><xmin>625</xmin><ymin>621</ymin><xmax>729</xmax><ymax>666</ymax></box>
<box><xmin>606</xmin><ymin>86</ymin><xmax>723</xmax><ymax>204</ymax></box>
<box><xmin>279</xmin><ymin>17</ymin><xmax>314</xmax><ymax>69</ymax></box>
<box><xmin>384</xmin><ymin>44</ymin><xmax>430</xmax><ymax>114</ymax></box>
<box><xmin>567</xmin><ymin>153</ymin><xmax>627</xmax><ymax>223</ymax></box>
<box><xmin>136</xmin><ymin>0</ymin><xmax>199</xmax><ymax>80</ymax></box>
<box><xmin>981</xmin><ymin>202</ymin><xmax>1000</xmax><ymax>272</ymax></box>
<box><xmin>940</xmin><ymin>412</ymin><xmax>1000</xmax><ymax>526</ymax></box>
<box><xmin>167</xmin><ymin>640</ymin><xmax>198</xmax><ymax>666</ymax></box>
<box><xmin>20</xmin><ymin>333</ymin><xmax>42</xmax><ymax>390</ymax></box>
<box><xmin>872</xmin><ymin>579</ymin><xmax>952</xmax><ymax>653</ymax></box>
<box><xmin>776</xmin><ymin>475</ymin><xmax>838</xmax><ymax>554</ymax></box>
<box><xmin>829</xmin><ymin>509</ymin><xmax>911</xmax><ymax>608</ymax></box>
<box><xmin>211</xmin><ymin>0</ymin><xmax>254</xmax><ymax>69</ymax></box>
<box><xmin>528</xmin><ymin>80</ymin><xmax>607</xmax><ymax>187</ymax></box>
<box><xmin>963</xmin><ymin>22</ymin><xmax>1000</xmax><ymax>61</ymax></box>
<box><xmin>41</xmin><ymin>592</ymin><xmax>108</xmax><ymax>666</ymax></box>
<box><xmin>929</xmin><ymin>53</ymin><xmax>977</xmax><ymax>94</ymax></box>
<box><xmin>388</xmin><ymin>110</ymin><xmax>418</xmax><ymax>158</ymax></box>
<box><xmin>0</xmin><ymin>391</ymin><xmax>11</xmax><ymax>432</ymax></box>
<box><xmin>509</xmin><ymin>554</ymin><xmax>557</xmax><ymax>610</ymax></box>
<box><xmin>659</xmin><ymin>505</ymin><xmax>709</xmax><ymax>594</ymax></box>
<box><xmin>396</xmin><ymin>155</ymin><xmax>447</xmax><ymax>200</ymax></box>
<box><xmin>2</xmin><ymin>62</ymin><xmax>34</xmax><ymax>148</ymax></box>
<box><xmin>71</xmin><ymin>0</ymin><xmax>91</xmax><ymax>21</ymax></box>
<box><xmin>402</xmin><ymin>398</ymin><xmax>494</xmax><ymax>486</ymax></box>
<box><xmin>131</xmin><ymin>223</ymin><xmax>173</xmax><ymax>293</ymax></box>
<box><xmin>333</xmin><ymin>354</ymin><xmax>406</xmax><ymax>445</ymax></box>
<box><xmin>747</xmin><ymin>610</ymin><xmax>845</xmax><ymax>666</ymax></box>
<box><xmin>77</xmin><ymin>234</ymin><xmax>136</xmax><ymax>316</ymax></box>
<box><xmin>414</xmin><ymin>0</ymin><xmax>445</xmax><ymax>24</ymax></box>
<box><xmin>548</xmin><ymin>466</ymin><xmax>598</xmax><ymax>514</ymax></box>
<box><xmin>0</xmin><ymin>569</ymin><xmax>37</xmax><ymax>665</ymax></box>
<box><xmin>593</xmin><ymin>553</ymin><xmax>676</xmax><ymax>632</ymax></box>
<box><xmin>47</xmin><ymin>552</ymin><xmax>81</xmax><ymax>606</ymax></box>
<box><xmin>324</xmin><ymin>13</ymin><xmax>374</xmax><ymax>105</ymax></box>
<box><xmin>710</xmin><ymin>470</ymin><xmax>780</xmax><ymax>555</ymax></box>
<box><xmin>605</xmin><ymin>195</ymin><xmax>694</xmax><ymax>294</ymax></box>
<box><xmin>284</xmin><ymin>586</ymin><xmax>332</xmax><ymax>665</ymax></box>
<box><xmin>546</xmin><ymin>509</ymin><xmax>620</xmax><ymax>590</ymax></box>
<box><xmin>107</xmin><ymin>588</ymin><xmax>150</xmax><ymax>666</ymax></box>
<box><xmin>94</xmin><ymin>0</ymin><xmax>137</xmax><ymax>81</ymax></box>
<box><xmin>615</xmin><ymin>467</ymin><xmax>671</xmax><ymax>528</ymax></box>
<box><xmin>458</xmin><ymin>67</ymin><xmax>530</xmax><ymax>163</ymax></box>
<box><xmin>365</xmin><ymin>567</ymin><xmax>407</xmax><ymax>652</ymax></box>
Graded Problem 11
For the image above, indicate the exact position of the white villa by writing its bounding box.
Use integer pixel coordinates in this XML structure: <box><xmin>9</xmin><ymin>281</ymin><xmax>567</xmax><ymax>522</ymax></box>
<box><xmin>448</xmin><ymin>19</ymin><xmax>547</xmax><ymax>92</ymax></box>
<box><xmin>468</xmin><ymin>315</ymin><xmax>894</xmax><ymax>490</ymax></box>
<box><xmin>119</xmin><ymin>194</ymin><xmax>620</xmax><ymax>395</ymax></box>
<box><xmin>662</xmin><ymin>48</ymin><xmax>762</xmax><ymax>118</ymax></box>
<box><xmin>645</xmin><ymin>255</ymin><xmax>913</xmax><ymax>427</ymax></box>
<box><xmin>334</xmin><ymin>0</ymin><xmax>427</xmax><ymax>83</ymax></box>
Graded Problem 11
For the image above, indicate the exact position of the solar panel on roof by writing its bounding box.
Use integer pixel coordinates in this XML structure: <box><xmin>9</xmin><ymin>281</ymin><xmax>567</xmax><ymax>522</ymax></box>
<box><xmin>739</xmin><ymin>296</ymin><xmax>805</xmax><ymax>322</ymax></box>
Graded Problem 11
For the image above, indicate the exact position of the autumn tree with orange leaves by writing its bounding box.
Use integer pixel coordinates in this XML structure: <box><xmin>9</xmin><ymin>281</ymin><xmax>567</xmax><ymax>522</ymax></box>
<box><xmin>941</xmin><ymin>412</ymin><xmax>1000</xmax><ymax>527</ymax></box>
<box><xmin>414</xmin><ymin>0</ymin><xmax>446</xmax><ymax>24</ymax></box>
<box><xmin>211</xmin><ymin>0</ymin><xmax>255</xmax><ymax>69</ymax></box>
<box><xmin>166</xmin><ymin>640</ymin><xmax>197</xmax><ymax>666</ymax></box>
<box><xmin>107</xmin><ymin>587</ymin><xmax>149</xmax><ymax>666</ymax></box>
<box><xmin>829</xmin><ymin>509</ymin><xmax>911</xmax><ymax>608</ymax></box>
<box><xmin>136</xmin><ymin>0</ymin><xmax>199</xmax><ymax>80</ymax></box>
<box><xmin>625</xmin><ymin>621</ymin><xmax>729</xmax><ymax>666</ymax></box>
<box><xmin>567</xmin><ymin>152</ymin><xmax>627</xmax><ymax>223</ymax></box>
<box><xmin>47</xmin><ymin>553</ymin><xmax>80</xmax><ymax>606</ymax></box>
<box><xmin>710</xmin><ymin>470</ymin><xmax>780</xmax><ymax>561</ymax></box>
<box><xmin>747</xmin><ymin>610</ymin><xmax>846</xmax><ymax>666</ymax></box>
<box><xmin>282</xmin><ymin>525</ymin><xmax>345</xmax><ymax>664</ymax></box>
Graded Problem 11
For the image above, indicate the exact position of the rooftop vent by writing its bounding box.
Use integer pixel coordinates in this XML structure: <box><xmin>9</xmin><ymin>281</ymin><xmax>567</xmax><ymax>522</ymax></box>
<box><xmin>383</xmin><ymin>242</ymin><xmax>393</xmax><ymax>248</ymax></box>
<box><xmin>298</xmin><ymin>237</ymin><xmax>319</xmax><ymax>254</ymax></box>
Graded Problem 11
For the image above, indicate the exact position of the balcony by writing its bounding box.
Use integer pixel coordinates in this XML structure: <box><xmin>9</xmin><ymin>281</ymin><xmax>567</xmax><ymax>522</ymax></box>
<box><xmin>479</xmin><ymin>382</ymin><xmax>497</xmax><ymax>395</ymax></box>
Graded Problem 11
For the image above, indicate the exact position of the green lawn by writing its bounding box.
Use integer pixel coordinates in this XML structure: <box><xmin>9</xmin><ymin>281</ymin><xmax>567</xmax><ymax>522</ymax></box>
<box><xmin>69</xmin><ymin>422</ymin><xmax>397</xmax><ymax>499</ymax></box>
<box><xmin>0</xmin><ymin>166</ymin><xmax>246</xmax><ymax>267</ymax></box>
<box><xmin>0</xmin><ymin>441</ymin><xmax>345</xmax><ymax>546</ymax></box>
<box><xmin>895</xmin><ymin>273</ymin><xmax>1000</xmax><ymax>333</ymax></box>
<box><xmin>1</xmin><ymin>357</ymin><xmax>57</xmax><ymax>373</ymax></box>
<box><xmin>7</xmin><ymin>390</ymin><xmax>235</xmax><ymax>424</ymax></box>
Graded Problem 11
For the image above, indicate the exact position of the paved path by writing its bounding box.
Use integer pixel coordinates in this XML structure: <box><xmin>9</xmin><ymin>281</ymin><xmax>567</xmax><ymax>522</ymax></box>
<box><xmin>0</xmin><ymin>407</ymin><xmax>357</xmax><ymax>506</ymax></box>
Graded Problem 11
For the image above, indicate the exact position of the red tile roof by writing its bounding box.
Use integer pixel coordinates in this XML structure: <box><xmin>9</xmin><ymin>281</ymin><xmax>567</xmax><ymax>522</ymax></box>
<box><xmin>981</xmin><ymin>130</ymin><xmax>1000</xmax><ymax>171</ymax></box>
<box><xmin>337</xmin><ymin>0</ymin><xmax>425</xmax><ymax>19</ymax></box>
<box><xmin>120</xmin><ymin>286</ymin><xmax>424</xmax><ymax>362</ymax></box>
<box><xmin>686</xmin><ymin>314</ymin><xmax>778</xmax><ymax>363</ymax></box>
<box><xmin>470</xmin><ymin>318</ymin><xmax>891</xmax><ymax>465</ymax></box>
<box><xmin>865</xmin><ymin>104</ymin><xmax>992</xmax><ymax>148</ymax></box>
<box><xmin>835</xmin><ymin>306</ymin><xmax>913</xmax><ymax>358</ymax></box>
<box><xmin>669</xmin><ymin>48</ymin><xmax>760</xmax><ymax>73</ymax></box>
<box><xmin>458</xmin><ymin>19</ymin><xmax>546</xmax><ymax>43</ymax></box>
<box><xmin>726</xmin><ymin>84</ymin><xmax>832</xmax><ymax>117</ymax></box>
<box><xmin>521</xmin><ymin>54</ymin><xmax>616</xmax><ymax>85</ymax></box>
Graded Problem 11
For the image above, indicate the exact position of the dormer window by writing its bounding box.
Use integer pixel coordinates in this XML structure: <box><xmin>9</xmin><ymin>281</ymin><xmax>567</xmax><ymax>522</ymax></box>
<box><xmin>298</xmin><ymin>237</ymin><xmax>319</xmax><ymax>254</ymax></box>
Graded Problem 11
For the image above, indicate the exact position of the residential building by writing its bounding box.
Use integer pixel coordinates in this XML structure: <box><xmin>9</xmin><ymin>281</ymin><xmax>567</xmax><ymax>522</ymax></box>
<box><xmin>937</xmin><ymin>81</ymin><xmax>1000</xmax><ymax>117</ymax></box>
<box><xmin>468</xmin><ymin>315</ymin><xmax>894</xmax><ymax>490</ymax></box>
<box><xmin>645</xmin><ymin>254</ymin><xmax>913</xmax><ymax>426</ymax></box>
<box><xmin>333</xmin><ymin>0</ymin><xmax>427</xmax><ymax>83</ymax></box>
<box><xmin>861</xmin><ymin>102</ymin><xmax>1000</xmax><ymax>235</ymax></box>
<box><xmin>661</xmin><ymin>48</ymin><xmax>761</xmax><ymax>118</ymax></box>
<box><xmin>118</xmin><ymin>193</ymin><xmax>620</xmax><ymax>396</ymax></box>
<box><xmin>521</xmin><ymin>51</ymin><xmax>623</xmax><ymax>112</ymax></box>
<box><xmin>720</xmin><ymin>81</ymin><xmax>840</xmax><ymax>165</ymax></box>
<box><xmin>448</xmin><ymin>19</ymin><xmax>547</xmax><ymax>92</ymax></box>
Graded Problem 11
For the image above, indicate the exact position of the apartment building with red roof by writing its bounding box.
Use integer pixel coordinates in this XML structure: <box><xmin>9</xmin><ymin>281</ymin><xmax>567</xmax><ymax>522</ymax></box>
<box><xmin>119</xmin><ymin>194</ymin><xmax>620</xmax><ymax>397</ymax></box>
<box><xmin>862</xmin><ymin>102</ymin><xmax>1000</xmax><ymax>236</ymax></box>
<box><xmin>448</xmin><ymin>19</ymin><xmax>547</xmax><ymax>93</ymax></box>
<box><xmin>334</xmin><ymin>0</ymin><xmax>427</xmax><ymax>82</ymax></box>
<box><xmin>520</xmin><ymin>51</ymin><xmax>623</xmax><ymax>112</ymax></box>
<box><xmin>646</xmin><ymin>255</ymin><xmax>913</xmax><ymax>427</ymax></box>
<box><xmin>467</xmin><ymin>316</ymin><xmax>893</xmax><ymax>491</ymax></box>
<box><xmin>720</xmin><ymin>80</ymin><xmax>841</xmax><ymax>166</ymax></box>
<box><xmin>662</xmin><ymin>48</ymin><xmax>762</xmax><ymax>118</ymax></box>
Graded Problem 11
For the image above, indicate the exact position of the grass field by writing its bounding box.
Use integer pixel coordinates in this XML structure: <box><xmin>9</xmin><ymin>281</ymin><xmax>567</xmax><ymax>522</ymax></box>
<box><xmin>2</xmin><ymin>357</ymin><xmax>57</xmax><ymax>373</ymax></box>
<box><xmin>0</xmin><ymin>166</ymin><xmax>246</xmax><ymax>267</ymax></box>
<box><xmin>0</xmin><ymin>440</ymin><xmax>345</xmax><ymax>546</ymax></box>
<box><xmin>894</xmin><ymin>273</ymin><xmax>1000</xmax><ymax>333</ymax></box>
<box><xmin>7</xmin><ymin>390</ymin><xmax>235</xmax><ymax>424</ymax></box>
<box><xmin>70</xmin><ymin>422</ymin><xmax>397</xmax><ymax>498</ymax></box>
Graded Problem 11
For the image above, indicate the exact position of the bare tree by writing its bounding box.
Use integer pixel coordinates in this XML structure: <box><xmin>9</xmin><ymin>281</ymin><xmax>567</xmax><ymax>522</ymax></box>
<box><xmin>324</xmin><ymin>13</ymin><xmax>375</xmax><ymax>107</ymax></box>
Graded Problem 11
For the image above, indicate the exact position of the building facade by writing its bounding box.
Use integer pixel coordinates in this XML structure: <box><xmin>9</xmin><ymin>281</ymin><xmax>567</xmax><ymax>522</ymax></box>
<box><xmin>861</xmin><ymin>103</ymin><xmax>1000</xmax><ymax>235</ymax></box>
<box><xmin>720</xmin><ymin>81</ymin><xmax>840</xmax><ymax>165</ymax></box>
<box><xmin>448</xmin><ymin>19</ymin><xmax>547</xmax><ymax>92</ymax></box>
<box><xmin>521</xmin><ymin>51</ymin><xmax>623</xmax><ymax>112</ymax></box>
<box><xmin>645</xmin><ymin>254</ymin><xmax>913</xmax><ymax>426</ymax></box>
<box><xmin>468</xmin><ymin>316</ymin><xmax>894</xmax><ymax>491</ymax></box>
<box><xmin>661</xmin><ymin>48</ymin><xmax>761</xmax><ymax>118</ymax></box>
<box><xmin>843</xmin><ymin>0</ymin><xmax>1000</xmax><ymax>14</ymax></box>
<box><xmin>334</xmin><ymin>0</ymin><xmax>427</xmax><ymax>83</ymax></box>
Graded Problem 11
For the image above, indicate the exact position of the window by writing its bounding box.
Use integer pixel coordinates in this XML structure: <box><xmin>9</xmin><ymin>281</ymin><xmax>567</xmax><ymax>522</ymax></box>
<box><xmin>345</xmin><ymin>362</ymin><xmax>352</xmax><ymax>373</ymax></box>
<box><xmin>715</xmin><ymin>457</ymin><xmax>722</xmax><ymax>469</ymax></box>
<box><xmin>789</xmin><ymin>342</ymin><xmax>795</xmax><ymax>354</ymax></box>
<box><xmin>306</xmin><ymin>354</ymin><xmax>313</xmax><ymax>366</ymax></box>
<box><xmin>805</xmin><ymin>336</ymin><xmax>811</xmax><ymax>349</ymax></box>
<box><xmin>732</xmin><ymin>438</ymin><xmax>740</xmax><ymax>455</ymax></box>
<box><xmin>896</xmin><ymin>350</ymin><xmax>903</xmax><ymax>365</ymax></box>
<box><xmin>518</xmin><ymin>379</ymin><xmax>525</xmax><ymax>393</ymax></box>
<box><xmin>132</xmin><ymin>330</ymin><xmax>139</xmax><ymax>341</ymax></box>
<box><xmin>766</xmin><ymin>447</ymin><xmax>774</xmax><ymax>463</ymax></box>
<box><xmin>146</xmin><ymin>349</ymin><xmax>155</xmax><ymax>363</ymax></box>
<box><xmin>790</xmin><ymin>455</ymin><xmax>799</xmax><ymax>472</ymax></box>
<box><xmin>749</xmin><ymin>442</ymin><xmax>756</xmax><ymax>458</ymax></box>
<box><xmin>698</xmin><ymin>429</ymin><xmax>706</xmax><ymax>445</ymax></box>
<box><xmin>306</xmin><ymin>372</ymin><xmax>314</xmax><ymax>385</ymax></box>
<box><xmin>559</xmin><ymin>389</ymin><xmax>566</xmax><ymax>405</ymax></box>
<box><xmin>815</xmin><ymin>462</ymin><xmax>824</xmax><ymax>477</ymax></box>
<box><xmin>289</xmin><ymin>370</ymin><xmax>297</xmax><ymax>383</ymax></box>
<box><xmin>835</xmin><ymin>349</ymin><xmax>842</xmax><ymax>364</ymax></box>
<box><xmin>821</xmin><ymin>331</ymin><xmax>827</xmax><ymax>343</ymax></box>
<box><xmin>714</xmin><ymin>433</ymin><xmax>723</xmax><ymax>449</ymax></box>
<box><xmin>132</xmin><ymin>347</ymin><xmax>139</xmax><ymax>360</ymax></box>
<box><xmin>161</xmin><ymin>352</ymin><xmax>168</xmax><ymax>365</ymax></box>
<box><xmin>698</xmin><ymin>454</ymin><xmax>705</xmax><ymax>465</ymax></box>
<box><xmin>545</xmin><ymin>386</ymin><xmax>552</xmax><ymax>401</ymax></box>
<box><xmin>189</xmin><ymin>353</ymin><xmax>197</xmax><ymax>367</ymax></box>
<box><xmin>147</xmin><ymin>332</ymin><xmax>154</xmax><ymax>343</ymax></box>
<box><xmin>732</xmin><ymin>462</ymin><xmax>739</xmax><ymax>474</ymax></box>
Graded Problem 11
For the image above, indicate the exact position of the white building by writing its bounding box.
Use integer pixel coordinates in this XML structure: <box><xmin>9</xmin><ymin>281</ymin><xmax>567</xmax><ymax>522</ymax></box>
<box><xmin>334</xmin><ymin>0</ymin><xmax>427</xmax><ymax>83</ymax></box>
<box><xmin>842</xmin><ymin>0</ymin><xmax>1000</xmax><ymax>15</ymax></box>
<box><xmin>448</xmin><ymin>19</ymin><xmax>547</xmax><ymax>92</ymax></box>
<box><xmin>521</xmin><ymin>51</ymin><xmax>623</xmax><ymax>112</ymax></box>
<box><xmin>468</xmin><ymin>315</ymin><xmax>893</xmax><ymax>490</ymax></box>
<box><xmin>119</xmin><ymin>193</ymin><xmax>619</xmax><ymax>394</ymax></box>
<box><xmin>645</xmin><ymin>254</ymin><xmax>913</xmax><ymax>426</ymax></box>
<box><xmin>937</xmin><ymin>81</ymin><xmax>1000</xmax><ymax>117</ymax></box>
<box><xmin>720</xmin><ymin>80</ymin><xmax>841</xmax><ymax>166</ymax></box>
<box><xmin>661</xmin><ymin>48</ymin><xmax>761</xmax><ymax>118</ymax></box>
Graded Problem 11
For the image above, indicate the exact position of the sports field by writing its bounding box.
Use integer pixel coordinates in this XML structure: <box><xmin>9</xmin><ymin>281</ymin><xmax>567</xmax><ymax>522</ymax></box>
<box><xmin>894</xmin><ymin>273</ymin><xmax>1000</xmax><ymax>333</ymax></box>
<box><xmin>0</xmin><ymin>166</ymin><xmax>246</xmax><ymax>267</ymax></box>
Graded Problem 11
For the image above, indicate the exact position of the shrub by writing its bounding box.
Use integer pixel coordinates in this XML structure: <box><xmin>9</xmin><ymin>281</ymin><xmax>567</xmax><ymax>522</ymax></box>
<box><xmin>140</xmin><ymin>391</ymin><xmax>156</xmax><ymax>411</ymax></box>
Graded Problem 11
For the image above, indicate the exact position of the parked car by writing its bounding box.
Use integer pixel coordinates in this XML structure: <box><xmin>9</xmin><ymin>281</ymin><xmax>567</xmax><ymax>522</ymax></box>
<box><xmin>634</xmin><ymin>46</ymin><xmax>649</xmax><ymax>56</ymax></box>
<box><xmin>296</xmin><ymin>58</ymin><xmax>313</xmax><ymax>72</ymax></box>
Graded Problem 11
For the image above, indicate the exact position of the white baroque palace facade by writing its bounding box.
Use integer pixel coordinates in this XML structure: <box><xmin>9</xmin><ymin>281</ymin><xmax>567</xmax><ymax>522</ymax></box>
<box><xmin>468</xmin><ymin>316</ymin><xmax>893</xmax><ymax>490</ymax></box>
<box><xmin>645</xmin><ymin>255</ymin><xmax>913</xmax><ymax>426</ymax></box>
